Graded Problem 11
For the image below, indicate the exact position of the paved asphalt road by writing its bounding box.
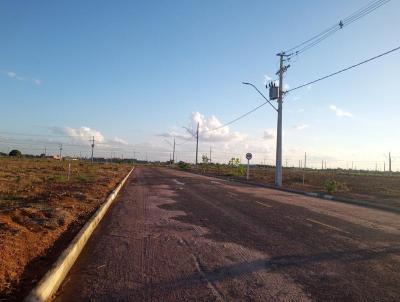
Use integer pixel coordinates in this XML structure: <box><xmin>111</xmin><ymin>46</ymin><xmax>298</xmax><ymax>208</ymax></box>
<box><xmin>55</xmin><ymin>166</ymin><xmax>400</xmax><ymax>301</ymax></box>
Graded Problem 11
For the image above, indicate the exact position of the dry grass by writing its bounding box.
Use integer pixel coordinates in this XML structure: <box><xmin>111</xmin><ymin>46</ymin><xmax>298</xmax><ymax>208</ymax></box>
<box><xmin>0</xmin><ymin>157</ymin><xmax>132</xmax><ymax>299</ymax></box>
<box><xmin>190</xmin><ymin>164</ymin><xmax>400</xmax><ymax>208</ymax></box>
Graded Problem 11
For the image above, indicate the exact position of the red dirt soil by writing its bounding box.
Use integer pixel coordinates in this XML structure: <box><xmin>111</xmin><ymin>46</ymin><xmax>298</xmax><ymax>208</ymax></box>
<box><xmin>0</xmin><ymin>158</ymin><xmax>131</xmax><ymax>300</ymax></box>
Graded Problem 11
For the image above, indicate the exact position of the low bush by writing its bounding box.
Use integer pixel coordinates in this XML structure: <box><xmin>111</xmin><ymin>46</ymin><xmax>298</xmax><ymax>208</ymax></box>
<box><xmin>325</xmin><ymin>180</ymin><xmax>349</xmax><ymax>194</ymax></box>
<box><xmin>178</xmin><ymin>161</ymin><xmax>189</xmax><ymax>170</ymax></box>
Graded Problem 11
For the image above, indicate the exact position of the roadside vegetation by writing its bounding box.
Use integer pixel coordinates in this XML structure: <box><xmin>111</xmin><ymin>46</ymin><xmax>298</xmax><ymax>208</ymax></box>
<box><xmin>0</xmin><ymin>157</ymin><xmax>131</xmax><ymax>299</ymax></box>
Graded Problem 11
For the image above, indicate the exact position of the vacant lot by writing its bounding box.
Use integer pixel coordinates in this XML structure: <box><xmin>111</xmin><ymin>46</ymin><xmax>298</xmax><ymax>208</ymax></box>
<box><xmin>187</xmin><ymin>164</ymin><xmax>400</xmax><ymax>209</ymax></box>
<box><xmin>0</xmin><ymin>157</ymin><xmax>131</xmax><ymax>299</ymax></box>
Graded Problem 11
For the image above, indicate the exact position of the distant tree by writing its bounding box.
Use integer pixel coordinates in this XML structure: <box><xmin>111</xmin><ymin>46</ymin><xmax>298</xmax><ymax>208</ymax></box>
<box><xmin>228</xmin><ymin>157</ymin><xmax>241</xmax><ymax>166</ymax></box>
<box><xmin>202</xmin><ymin>154</ymin><xmax>209</xmax><ymax>164</ymax></box>
<box><xmin>9</xmin><ymin>149</ymin><xmax>22</xmax><ymax>157</ymax></box>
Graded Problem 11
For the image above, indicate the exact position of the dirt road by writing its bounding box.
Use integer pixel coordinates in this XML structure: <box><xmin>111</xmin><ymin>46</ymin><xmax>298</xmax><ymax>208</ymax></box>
<box><xmin>55</xmin><ymin>166</ymin><xmax>400</xmax><ymax>301</ymax></box>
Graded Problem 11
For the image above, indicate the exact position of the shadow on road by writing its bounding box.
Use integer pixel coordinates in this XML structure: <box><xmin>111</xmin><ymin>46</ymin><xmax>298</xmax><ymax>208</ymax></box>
<box><xmin>149</xmin><ymin>244</ymin><xmax>400</xmax><ymax>292</ymax></box>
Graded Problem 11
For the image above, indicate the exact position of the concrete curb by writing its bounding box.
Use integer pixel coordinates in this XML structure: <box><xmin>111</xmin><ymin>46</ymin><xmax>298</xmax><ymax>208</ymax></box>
<box><xmin>181</xmin><ymin>169</ymin><xmax>400</xmax><ymax>214</ymax></box>
<box><xmin>24</xmin><ymin>167</ymin><xmax>135</xmax><ymax>302</ymax></box>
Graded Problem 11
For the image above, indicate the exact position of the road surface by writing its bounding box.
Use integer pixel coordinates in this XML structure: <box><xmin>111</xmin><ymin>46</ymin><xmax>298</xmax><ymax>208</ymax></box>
<box><xmin>55</xmin><ymin>166</ymin><xmax>400</xmax><ymax>301</ymax></box>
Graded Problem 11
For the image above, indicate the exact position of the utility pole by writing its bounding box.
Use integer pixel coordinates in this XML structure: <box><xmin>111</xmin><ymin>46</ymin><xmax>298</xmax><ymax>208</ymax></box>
<box><xmin>173</xmin><ymin>138</ymin><xmax>176</xmax><ymax>164</ymax></box>
<box><xmin>195</xmin><ymin>122</ymin><xmax>199</xmax><ymax>165</ymax></box>
<box><xmin>304</xmin><ymin>152</ymin><xmax>307</xmax><ymax>169</ymax></box>
<box><xmin>275</xmin><ymin>52</ymin><xmax>289</xmax><ymax>187</ymax></box>
<box><xmin>90</xmin><ymin>136</ymin><xmax>95</xmax><ymax>164</ymax></box>
<box><xmin>59</xmin><ymin>144</ymin><xmax>63</xmax><ymax>160</ymax></box>
<box><xmin>389</xmin><ymin>152</ymin><xmax>392</xmax><ymax>172</ymax></box>
<box><xmin>209</xmin><ymin>146</ymin><xmax>212</xmax><ymax>164</ymax></box>
<box><xmin>44</xmin><ymin>147</ymin><xmax>47</xmax><ymax>157</ymax></box>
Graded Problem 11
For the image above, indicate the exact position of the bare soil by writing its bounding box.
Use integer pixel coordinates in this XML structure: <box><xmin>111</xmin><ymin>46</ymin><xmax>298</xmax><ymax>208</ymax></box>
<box><xmin>0</xmin><ymin>157</ymin><xmax>131</xmax><ymax>300</ymax></box>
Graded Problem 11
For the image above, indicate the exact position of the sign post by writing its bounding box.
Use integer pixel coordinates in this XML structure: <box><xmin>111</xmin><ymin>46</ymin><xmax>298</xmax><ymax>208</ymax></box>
<box><xmin>246</xmin><ymin>153</ymin><xmax>252</xmax><ymax>180</ymax></box>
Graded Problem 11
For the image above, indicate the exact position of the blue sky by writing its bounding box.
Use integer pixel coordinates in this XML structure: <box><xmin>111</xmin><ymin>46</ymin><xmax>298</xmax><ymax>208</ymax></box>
<box><xmin>1</xmin><ymin>0</ymin><xmax>399</xmax><ymax>168</ymax></box>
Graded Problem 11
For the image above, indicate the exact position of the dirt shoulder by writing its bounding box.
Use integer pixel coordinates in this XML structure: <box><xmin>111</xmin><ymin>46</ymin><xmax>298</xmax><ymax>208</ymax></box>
<box><xmin>0</xmin><ymin>157</ymin><xmax>131</xmax><ymax>300</ymax></box>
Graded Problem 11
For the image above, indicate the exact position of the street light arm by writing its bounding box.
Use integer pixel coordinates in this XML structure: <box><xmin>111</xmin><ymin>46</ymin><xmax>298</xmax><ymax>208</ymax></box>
<box><xmin>182</xmin><ymin>126</ymin><xmax>196</xmax><ymax>138</ymax></box>
<box><xmin>242</xmin><ymin>82</ymin><xmax>278</xmax><ymax>112</ymax></box>
<box><xmin>164</xmin><ymin>139</ymin><xmax>173</xmax><ymax>147</ymax></box>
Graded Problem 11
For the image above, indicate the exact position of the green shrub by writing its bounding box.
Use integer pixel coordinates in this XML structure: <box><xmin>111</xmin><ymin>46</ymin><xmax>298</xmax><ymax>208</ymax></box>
<box><xmin>178</xmin><ymin>161</ymin><xmax>189</xmax><ymax>170</ymax></box>
<box><xmin>325</xmin><ymin>180</ymin><xmax>337</xmax><ymax>194</ymax></box>
<box><xmin>325</xmin><ymin>180</ymin><xmax>349</xmax><ymax>194</ymax></box>
<box><xmin>9</xmin><ymin>149</ymin><xmax>22</xmax><ymax>157</ymax></box>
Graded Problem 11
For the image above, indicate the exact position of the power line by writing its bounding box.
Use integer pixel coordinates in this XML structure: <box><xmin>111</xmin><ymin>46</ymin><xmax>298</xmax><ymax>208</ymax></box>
<box><xmin>286</xmin><ymin>45</ymin><xmax>400</xmax><ymax>93</ymax></box>
<box><xmin>202</xmin><ymin>100</ymin><xmax>271</xmax><ymax>133</ymax></box>
<box><xmin>285</xmin><ymin>0</ymin><xmax>391</xmax><ymax>56</ymax></box>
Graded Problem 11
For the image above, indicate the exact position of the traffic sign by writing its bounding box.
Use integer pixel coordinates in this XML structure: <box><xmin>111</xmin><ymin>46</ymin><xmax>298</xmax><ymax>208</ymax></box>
<box><xmin>246</xmin><ymin>153</ymin><xmax>252</xmax><ymax>160</ymax></box>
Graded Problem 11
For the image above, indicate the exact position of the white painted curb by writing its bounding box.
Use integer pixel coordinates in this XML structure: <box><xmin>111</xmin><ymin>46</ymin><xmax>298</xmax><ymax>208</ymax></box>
<box><xmin>24</xmin><ymin>167</ymin><xmax>135</xmax><ymax>302</ymax></box>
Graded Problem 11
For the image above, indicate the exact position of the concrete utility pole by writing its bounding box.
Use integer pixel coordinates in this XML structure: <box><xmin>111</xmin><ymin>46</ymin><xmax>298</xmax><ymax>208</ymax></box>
<box><xmin>209</xmin><ymin>146</ymin><xmax>212</xmax><ymax>164</ymax></box>
<box><xmin>274</xmin><ymin>52</ymin><xmax>289</xmax><ymax>187</ymax></box>
<box><xmin>90</xmin><ymin>136</ymin><xmax>95</xmax><ymax>164</ymax></box>
<box><xmin>173</xmin><ymin>138</ymin><xmax>176</xmax><ymax>163</ymax></box>
<box><xmin>59</xmin><ymin>144</ymin><xmax>63</xmax><ymax>160</ymax></box>
<box><xmin>304</xmin><ymin>152</ymin><xmax>307</xmax><ymax>169</ymax></box>
<box><xmin>389</xmin><ymin>152</ymin><xmax>392</xmax><ymax>172</ymax></box>
<box><xmin>195</xmin><ymin>122</ymin><xmax>199</xmax><ymax>165</ymax></box>
<box><xmin>242</xmin><ymin>53</ymin><xmax>288</xmax><ymax>187</ymax></box>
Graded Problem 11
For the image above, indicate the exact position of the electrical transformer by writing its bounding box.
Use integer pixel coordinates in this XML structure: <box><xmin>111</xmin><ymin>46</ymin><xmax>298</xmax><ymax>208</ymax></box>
<box><xmin>269</xmin><ymin>85</ymin><xmax>279</xmax><ymax>100</ymax></box>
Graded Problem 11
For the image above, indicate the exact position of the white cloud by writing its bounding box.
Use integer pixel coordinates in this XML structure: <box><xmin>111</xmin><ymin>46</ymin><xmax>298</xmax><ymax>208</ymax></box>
<box><xmin>160</xmin><ymin>112</ymin><xmax>280</xmax><ymax>163</ymax></box>
<box><xmin>293</xmin><ymin>96</ymin><xmax>301</xmax><ymax>101</ymax></box>
<box><xmin>293</xmin><ymin>124</ymin><xmax>309</xmax><ymax>130</ymax></box>
<box><xmin>188</xmin><ymin>112</ymin><xmax>247</xmax><ymax>142</ymax></box>
<box><xmin>51</xmin><ymin>126</ymin><xmax>133</xmax><ymax>149</ymax></box>
<box><xmin>7</xmin><ymin>71</ymin><xmax>24</xmax><ymax>81</ymax></box>
<box><xmin>51</xmin><ymin>126</ymin><xmax>105</xmax><ymax>143</ymax></box>
<box><xmin>307</xmin><ymin>85</ymin><xmax>312</xmax><ymax>91</ymax></box>
<box><xmin>263</xmin><ymin>128</ymin><xmax>275</xmax><ymax>140</ymax></box>
<box><xmin>329</xmin><ymin>105</ymin><xmax>353</xmax><ymax>118</ymax></box>
<box><xmin>263</xmin><ymin>74</ymin><xmax>272</xmax><ymax>85</ymax></box>
<box><xmin>158</xmin><ymin>112</ymin><xmax>247</xmax><ymax>142</ymax></box>
<box><xmin>3</xmin><ymin>70</ymin><xmax>41</xmax><ymax>85</ymax></box>
<box><xmin>297</xmin><ymin>108</ymin><xmax>304</xmax><ymax>113</ymax></box>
